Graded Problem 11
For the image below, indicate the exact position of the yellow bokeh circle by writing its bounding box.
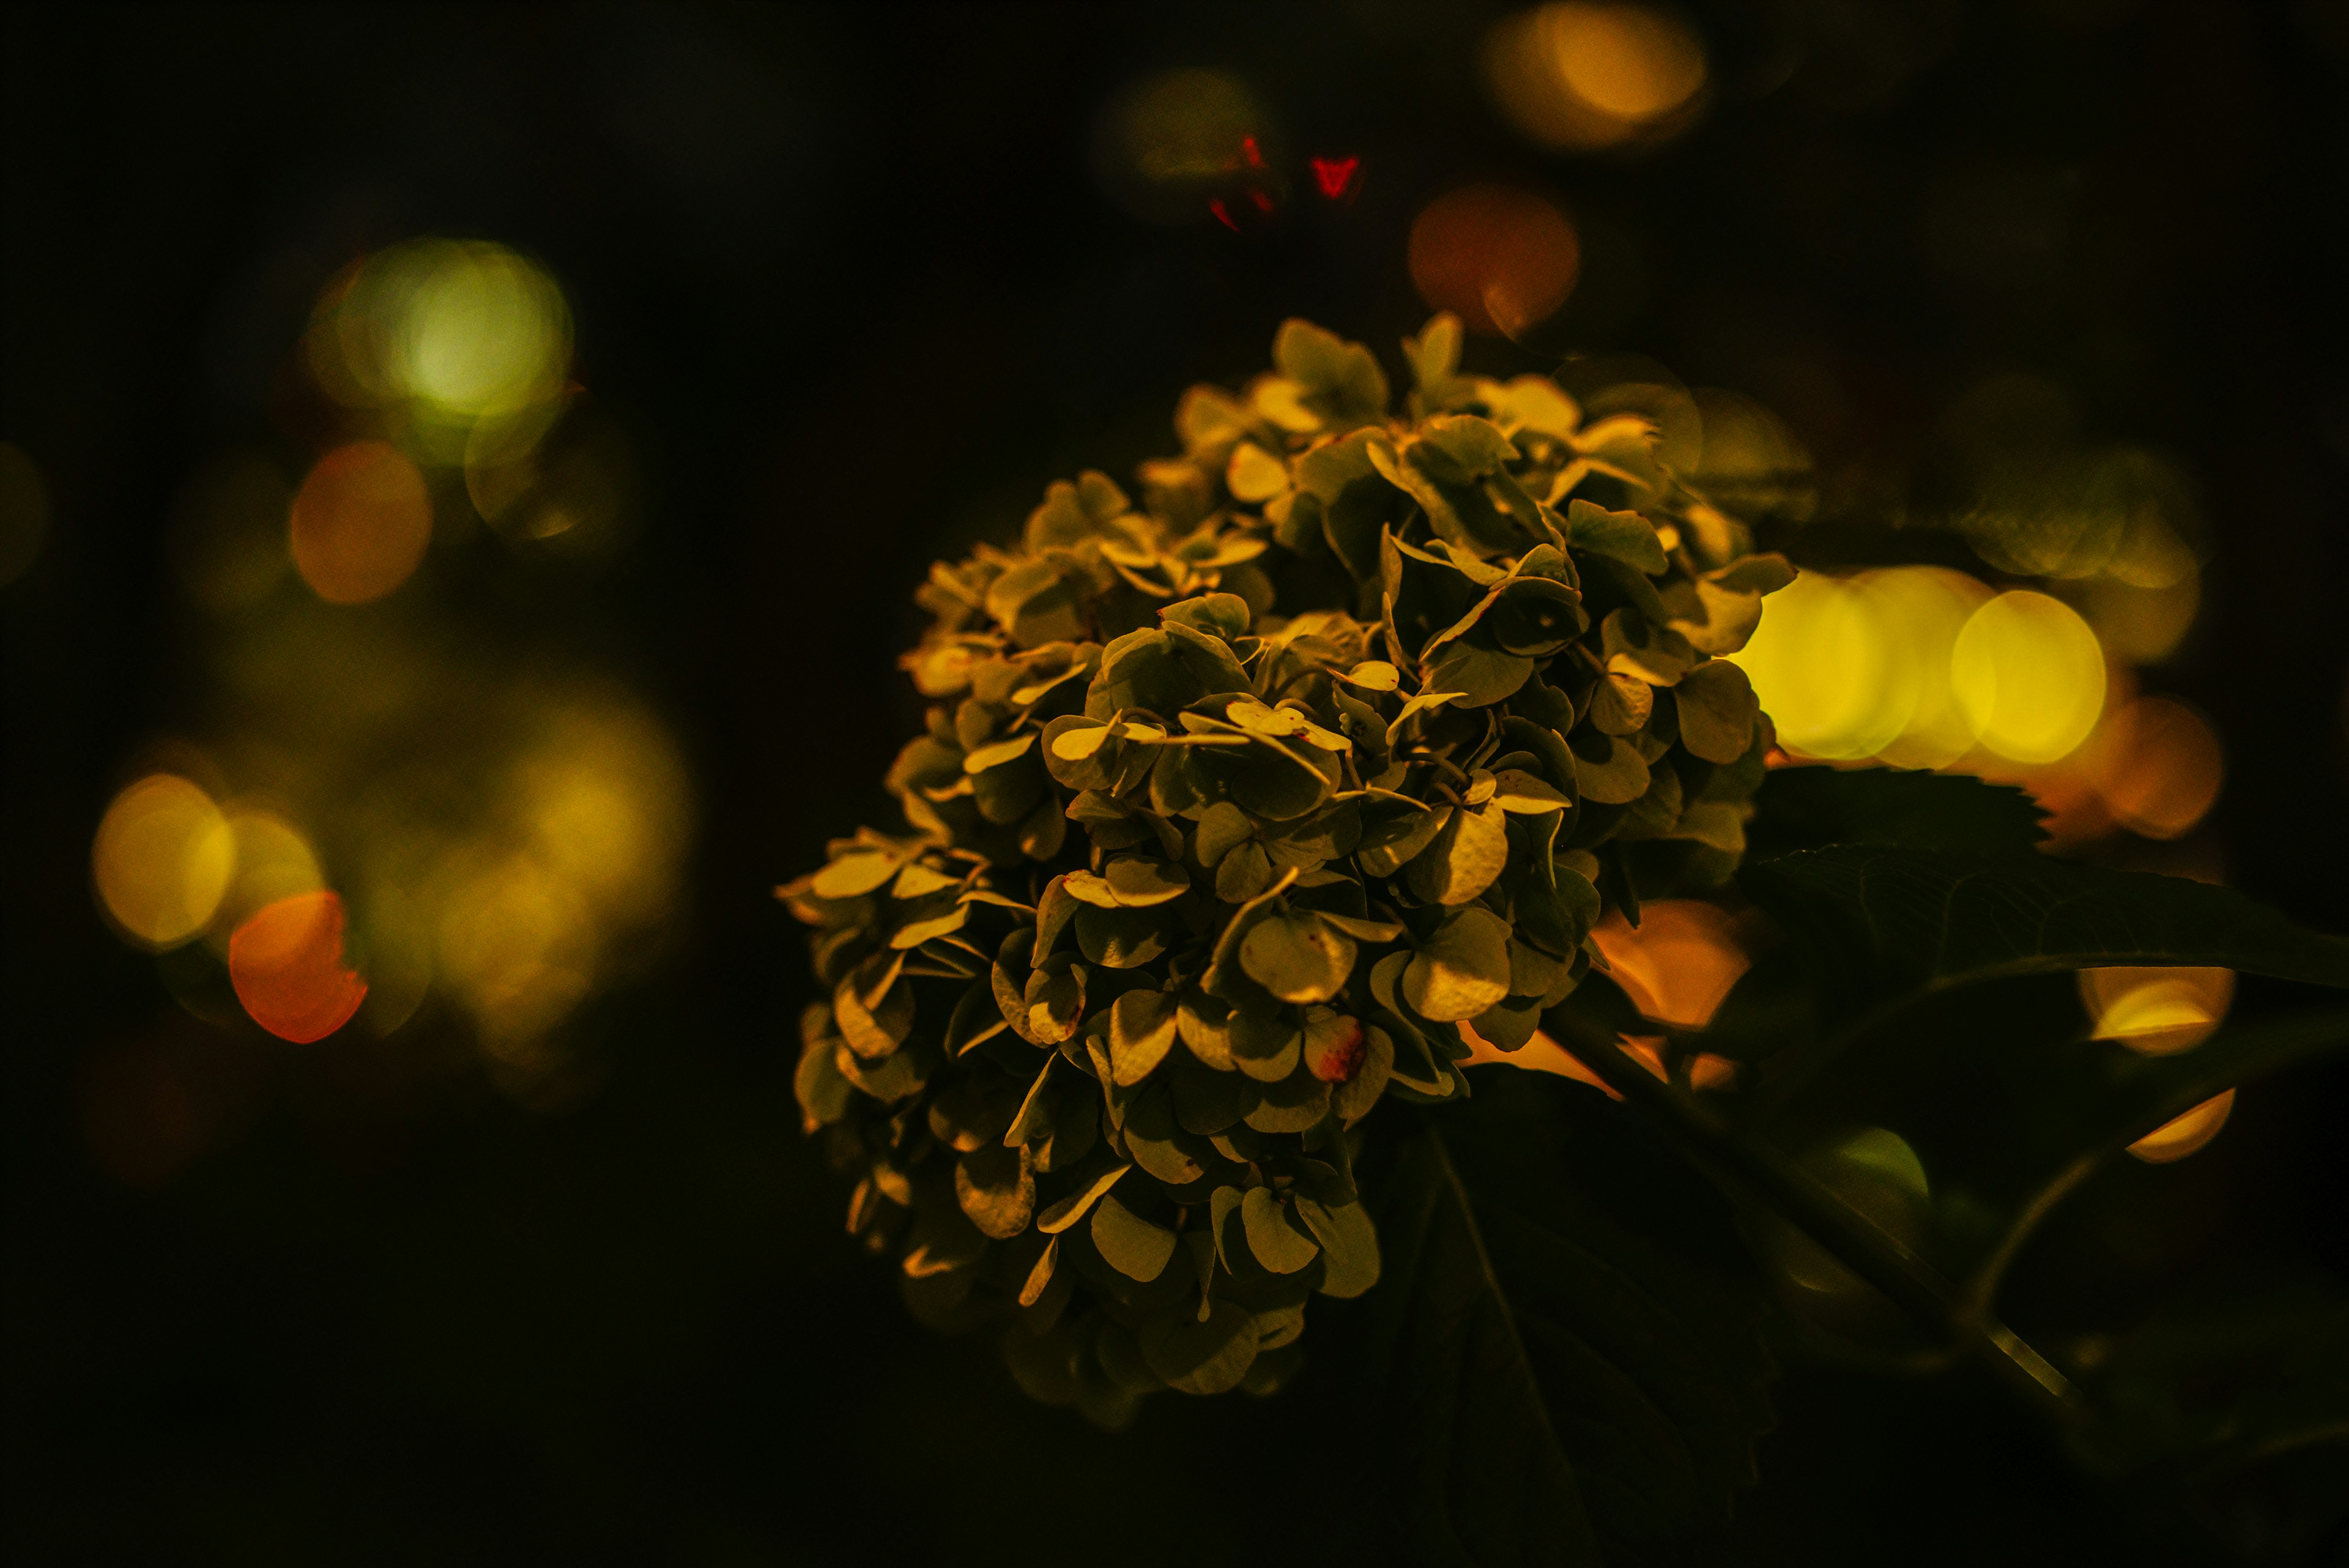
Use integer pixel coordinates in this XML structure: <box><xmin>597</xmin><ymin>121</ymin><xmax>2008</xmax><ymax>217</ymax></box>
<box><xmin>92</xmin><ymin>774</ymin><xmax>234</xmax><ymax>948</ymax></box>
<box><xmin>1950</xmin><ymin>590</ymin><xmax>2106</xmax><ymax>764</ymax></box>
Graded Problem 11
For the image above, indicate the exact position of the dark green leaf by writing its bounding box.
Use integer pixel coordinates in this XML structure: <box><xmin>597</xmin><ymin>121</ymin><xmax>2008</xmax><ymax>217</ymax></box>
<box><xmin>1090</xmin><ymin>1191</ymin><xmax>1178</xmax><ymax>1281</ymax></box>
<box><xmin>1567</xmin><ymin>499</ymin><xmax>1667</xmax><ymax>574</ymax></box>
<box><xmin>1140</xmin><ymin>1299</ymin><xmax>1261</xmax><ymax>1395</ymax></box>
<box><xmin>1406</xmin><ymin>801</ymin><xmax>1509</xmax><ymax>906</ymax></box>
<box><xmin>1672</xmin><ymin>661</ymin><xmax>1759</xmax><ymax>765</ymax></box>
<box><xmin>1239</xmin><ymin>910</ymin><xmax>1357</xmax><ymax>1003</ymax></box>
<box><xmin>1241</xmin><ymin>1186</ymin><xmax>1322</xmax><ymax>1274</ymax></box>
<box><xmin>1746</xmin><ymin>766</ymin><xmax>2048</xmax><ymax>860</ymax></box>
<box><xmin>1748</xmin><ymin>845</ymin><xmax>2349</xmax><ymax>1037</ymax></box>
<box><xmin>955</xmin><ymin>1144</ymin><xmax>1035</xmax><ymax>1239</ymax></box>
<box><xmin>1368</xmin><ymin>1068</ymin><xmax>1774</xmax><ymax>1566</ymax></box>
<box><xmin>1108</xmin><ymin>988</ymin><xmax>1181</xmax><ymax>1085</ymax></box>
<box><xmin>1403</xmin><ymin>905</ymin><xmax>1513</xmax><ymax>1023</ymax></box>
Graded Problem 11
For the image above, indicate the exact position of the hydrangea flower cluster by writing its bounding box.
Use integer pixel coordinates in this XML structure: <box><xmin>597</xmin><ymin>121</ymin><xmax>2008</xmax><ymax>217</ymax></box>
<box><xmin>782</xmin><ymin>316</ymin><xmax>1791</xmax><ymax>1425</ymax></box>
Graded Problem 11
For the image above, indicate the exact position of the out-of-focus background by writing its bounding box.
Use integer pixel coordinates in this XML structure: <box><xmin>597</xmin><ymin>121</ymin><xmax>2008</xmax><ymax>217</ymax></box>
<box><xmin>7</xmin><ymin>3</ymin><xmax>2349</xmax><ymax>1562</ymax></box>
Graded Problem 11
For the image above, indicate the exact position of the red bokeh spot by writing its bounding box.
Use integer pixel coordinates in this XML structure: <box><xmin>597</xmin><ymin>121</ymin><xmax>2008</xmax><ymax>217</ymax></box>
<box><xmin>228</xmin><ymin>890</ymin><xmax>368</xmax><ymax>1042</ymax></box>
<box><xmin>1311</xmin><ymin>157</ymin><xmax>1361</xmax><ymax>199</ymax></box>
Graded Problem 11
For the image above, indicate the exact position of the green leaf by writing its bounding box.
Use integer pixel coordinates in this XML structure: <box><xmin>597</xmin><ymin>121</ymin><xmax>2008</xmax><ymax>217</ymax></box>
<box><xmin>1162</xmin><ymin>591</ymin><xmax>1250</xmax><ymax>642</ymax></box>
<box><xmin>1421</xmin><ymin>639</ymin><xmax>1534</xmax><ymax>709</ymax></box>
<box><xmin>1294</xmin><ymin>429</ymin><xmax>1404</xmax><ymax>580</ymax></box>
<box><xmin>1294</xmin><ymin>1195</ymin><xmax>1381</xmax><ymax>1298</ymax></box>
<box><xmin>1403</xmin><ymin>906</ymin><xmax>1513</xmax><ymax>1023</ymax></box>
<box><xmin>811</xmin><ymin>850</ymin><xmax>901</xmax><ymax>899</ymax></box>
<box><xmin>1567</xmin><ymin>499</ymin><xmax>1667</xmax><ymax>574</ymax></box>
<box><xmin>1567</xmin><ymin>729</ymin><xmax>1649</xmax><ymax>806</ymax></box>
<box><xmin>1140</xmin><ymin>1299</ymin><xmax>1261</xmax><ymax>1395</ymax></box>
<box><xmin>1741</xmin><ymin>845</ymin><xmax>2349</xmax><ymax>1112</ymax></box>
<box><xmin>1239</xmin><ymin>910</ymin><xmax>1357</xmax><ymax>1003</ymax></box>
<box><xmin>1356</xmin><ymin>799</ymin><xmax>1448</xmax><ymax>879</ymax></box>
<box><xmin>1229</xmin><ymin>1009</ymin><xmax>1303</xmax><ymax>1083</ymax></box>
<box><xmin>1034</xmin><ymin>1159</ymin><xmax>1130</xmax><ymax>1235</ymax></box>
<box><xmin>1177</xmin><ymin>990</ymin><xmax>1236</xmax><ymax>1071</ymax></box>
<box><xmin>1490</xmin><ymin>768</ymin><xmax>1570</xmax><ymax>814</ymax></box>
<box><xmin>1406</xmin><ymin>801</ymin><xmax>1510</xmax><ymax>906</ymax></box>
<box><xmin>955</xmin><ymin>1144</ymin><xmax>1034</xmax><ymax>1239</ymax></box>
<box><xmin>1750</xmin><ymin>845</ymin><xmax>2349</xmax><ymax>1021</ymax></box>
<box><xmin>1273</xmin><ymin>318</ymin><xmax>1389</xmax><ymax>426</ymax></box>
<box><xmin>961</xmin><ymin>731</ymin><xmax>1037</xmax><ymax>774</ymax></box>
<box><xmin>1241</xmin><ymin>1186</ymin><xmax>1321</xmax><ymax>1274</ymax></box>
<box><xmin>1091</xmin><ymin>1191</ymin><xmax>1178</xmax><ymax>1281</ymax></box>
<box><xmin>1108</xmin><ymin>989</ymin><xmax>1181</xmax><ymax>1085</ymax></box>
<box><xmin>1745</xmin><ymin>766</ymin><xmax>2049</xmax><ymax>860</ymax></box>
<box><xmin>1074</xmin><ymin>904</ymin><xmax>1171</xmax><ymax>969</ymax></box>
<box><xmin>1195</xmin><ymin>801</ymin><xmax>1254</xmax><ymax>868</ymax></box>
<box><xmin>1672</xmin><ymin>661</ymin><xmax>1759</xmax><ymax>764</ymax></box>
<box><xmin>1367</xmin><ymin>1068</ymin><xmax>1775</xmax><ymax>1566</ymax></box>
<box><xmin>1488</xmin><ymin>575</ymin><xmax>1586</xmax><ymax>658</ymax></box>
<box><xmin>1101</xmin><ymin>855</ymin><xmax>1191</xmax><ymax>907</ymax></box>
<box><xmin>1404</xmin><ymin>313</ymin><xmax>1471</xmax><ymax>412</ymax></box>
<box><xmin>1241</xmin><ymin>1069</ymin><xmax>1331</xmax><ymax>1133</ymax></box>
<box><xmin>793</xmin><ymin>1028</ymin><xmax>853</xmax><ymax>1130</ymax></box>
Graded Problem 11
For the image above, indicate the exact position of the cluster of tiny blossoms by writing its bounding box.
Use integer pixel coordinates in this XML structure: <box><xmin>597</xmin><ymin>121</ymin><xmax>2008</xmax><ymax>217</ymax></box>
<box><xmin>781</xmin><ymin>316</ymin><xmax>1791</xmax><ymax>1425</ymax></box>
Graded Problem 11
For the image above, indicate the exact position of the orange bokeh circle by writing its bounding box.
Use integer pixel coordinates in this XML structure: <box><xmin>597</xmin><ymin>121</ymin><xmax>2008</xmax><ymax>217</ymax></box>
<box><xmin>228</xmin><ymin>890</ymin><xmax>368</xmax><ymax>1042</ymax></box>
<box><xmin>1408</xmin><ymin>185</ymin><xmax>1580</xmax><ymax>337</ymax></box>
<box><xmin>289</xmin><ymin>440</ymin><xmax>431</xmax><ymax>604</ymax></box>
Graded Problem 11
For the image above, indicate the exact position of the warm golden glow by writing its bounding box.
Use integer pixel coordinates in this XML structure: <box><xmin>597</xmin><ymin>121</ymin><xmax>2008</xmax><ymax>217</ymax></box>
<box><xmin>209</xmin><ymin>808</ymin><xmax>325</xmax><ymax>946</ymax></box>
<box><xmin>1590</xmin><ymin>901</ymin><xmax>1750</xmax><ymax>1029</ymax></box>
<box><xmin>2127</xmin><ymin>1089</ymin><xmax>2235</xmax><ymax>1164</ymax></box>
<box><xmin>2081</xmin><ymin>966</ymin><xmax>2233</xmax><ymax>1057</ymax></box>
<box><xmin>1727</xmin><ymin>570</ymin><xmax>1912</xmax><ymax>760</ymax></box>
<box><xmin>93</xmin><ymin>775</ymin><xmax>235</xmax><ymax>948</ymax></box>
<box><xmin>1485</xmin><ymin>3</ymin><xmax>1708</xmax><ymax>152</ymax></box>
<box><xmin>2094</xmin><ymin>696</ymin><xmax>2224</xmax><ymax>840</ymax></box>
<box><xmin>228</xmin><ymin>890</ymin><xmax>368</xmax><ymax>1042</ymax></box>
<box><xmin>426</xmin><ymin>693</ymin><xmax>691</xmax><ymax>1055</ymax></box>
<box><xmin>289</xmin><ymin>441</ymin><xmax>432</xmax><ymax>605</ymax></box>
<box><xmin>1866</xmin><ymin>567</ymin><xmax>1997</xmax><ymax>768</ymax></box>
<box><xmin>1950</xmin><ymin>590</ymin><xmax>2106</xmax><ymax>764</ymax></box>
<box><xmin>310</xmin><ymin>240</ymin><xmax>572</xmax><ymax>442</ymax></box>
<box><xmin>1408</xmin><ymin>185</ymin><xmax>1581</xmax><ymax>338</ymax></box>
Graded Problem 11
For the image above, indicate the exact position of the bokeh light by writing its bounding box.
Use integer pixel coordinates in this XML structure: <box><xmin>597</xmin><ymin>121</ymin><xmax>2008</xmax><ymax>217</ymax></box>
<box><xmin>92</xmin><ymin>775</ymin><xmax>235</xmax><ymax>948</ymax></box>
<box><xmin>1096</xmin><ymin>69</ymin><xmax>1277</xmax><ymax>225</ymax></box>
<box><xmin>423</xmin><ymin>691</ymin><xmax>692</xmax><ymax>1060</ymax></box>
<box><xmin>1950</xmin><ymin>590</ymin><xmax>2106</xmax><ymax>764</ymax></box>
<box><xmin>1408</xmin><ymin>185</ymin><xmax>1580</xmax><ymax>337</ymax></box>
<box><xmin>1730</xmin><ymin>570</ymin><xmax>1919</xmax><ymax>760</ymax></box>
<box><xmin>0</xmin><ymin>439</ymin><xmax>51</xmax><ymax>588</ymax></box>
<box><xmin>1590</xmin><ymin>901</ymin><xmax>1751</xmax><ymax>1028</ymax></box>
<box><xmin>308</xmin><ymin>240</ymin><xmax>573</xmax><ymax>456</ymax></box>
<box><xmin>2126</xmin><ymin>1089</ymin><xmax>2235</xmax><ymax>1164</ymax></box>
<box><xmin>289</xmin><ymin>440</ymin><xmax>432</xmax><ymax>605</ymax></box>
<box><xmin>2081</xmin><ymin>965</ymin><xmax>2234</xmax><ymax>1057</ymax></box>
<box><xmin>228</xmin><ymin>890</ymin><xmax>368</xmax><ymax>1043</ymax></box>
<box><xmin>2093</xmin><ymin>696</ymin><xmax>2224</xmax><ymax>839</ymax></box>
<box><xmin>1485</xmin><ymin>2</ymin><xmax>1708</xmax><ymax>152</ymax></box>
<box><xmin>210</xmin><ymin>808</ymin><xmax>325</xmax><ymax>945</ymax></box>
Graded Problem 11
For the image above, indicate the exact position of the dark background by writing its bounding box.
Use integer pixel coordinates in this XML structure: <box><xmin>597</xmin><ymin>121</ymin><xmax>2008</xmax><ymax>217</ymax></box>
<box><xmin>8</xmin><ymin>2</ymin><xmax>2349</xmax><ymax>1562</ymax></box>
